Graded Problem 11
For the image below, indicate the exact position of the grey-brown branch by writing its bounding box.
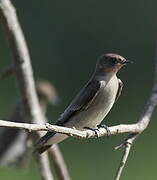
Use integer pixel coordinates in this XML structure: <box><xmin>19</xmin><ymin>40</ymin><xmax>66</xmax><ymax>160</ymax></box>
<box><xmin>114</xmin><ymin>48</ymin><xmax>157</xmax><ymax>180</ymax></box>
<box><xmin>0</xmin><ymin>0</ymin><xmax>52</xmax><ymax>180</ymax></box>
<box><xmin>0</xmin><ymin>120</ymin><xmax>154</xmax><ymax>139</ymax></box>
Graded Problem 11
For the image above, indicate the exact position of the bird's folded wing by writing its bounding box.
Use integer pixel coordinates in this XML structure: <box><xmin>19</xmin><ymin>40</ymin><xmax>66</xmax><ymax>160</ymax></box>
<box><xmin>56</xmin><ymin>80</ymin><xmax>101</xmax><ymax>125</ymax></box>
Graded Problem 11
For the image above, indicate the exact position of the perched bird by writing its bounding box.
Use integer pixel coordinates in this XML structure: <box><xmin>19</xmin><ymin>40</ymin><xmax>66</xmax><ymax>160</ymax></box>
<box><xmin>0</xmin><ymin>79</ymin><xmax>59</xmax><ymax>166</ymax></box>
<box><xmin>35</xmin><ymin>53</ymin><xmax>130</xmax><ymax>154</ymax></box>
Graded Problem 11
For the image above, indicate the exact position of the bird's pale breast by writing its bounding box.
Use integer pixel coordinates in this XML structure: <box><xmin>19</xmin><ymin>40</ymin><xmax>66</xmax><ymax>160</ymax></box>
<box><xmin>65</xmin><ymin>75</ymin><xmax>119</xmax><ymax>129</ymax></box>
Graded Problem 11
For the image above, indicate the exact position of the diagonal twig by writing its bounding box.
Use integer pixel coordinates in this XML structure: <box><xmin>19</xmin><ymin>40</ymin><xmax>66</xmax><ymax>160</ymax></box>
<box><xmin>0</xmin><ymin>0</ymin><xmax>53</xmax><ymax>179</ymax></box>
<box><xmin>114</xmin><ymin>134</ymin><xmax>136</xmax><ymax>180</ymax></box>
<box><xmin>49</xmin><ymin>145</ymin><xmax>71</xmax><ymax>180</ymax></box>
<box><xmin>0</xmin><ymin>1</ymin><xmax>71</xmax><ymax>179</ymax></box>
<box><xmin>114</xmin><ymin>51</ymin><xmax>157</xmax><ymax>180</ymax></box>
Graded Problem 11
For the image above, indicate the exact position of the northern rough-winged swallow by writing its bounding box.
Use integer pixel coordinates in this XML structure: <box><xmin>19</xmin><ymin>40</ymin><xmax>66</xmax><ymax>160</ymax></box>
<box><xmin>34</xmin><ymin>53</ymin><xmax>130</xmax><ymax>154</ymax></box>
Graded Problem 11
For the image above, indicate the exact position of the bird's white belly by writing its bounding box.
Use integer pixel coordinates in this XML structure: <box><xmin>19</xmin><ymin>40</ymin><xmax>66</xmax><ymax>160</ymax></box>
<box><xmin>66</xmin><ymin>76</ymin><xmax>119</xmax><ymax>129</ymax></box>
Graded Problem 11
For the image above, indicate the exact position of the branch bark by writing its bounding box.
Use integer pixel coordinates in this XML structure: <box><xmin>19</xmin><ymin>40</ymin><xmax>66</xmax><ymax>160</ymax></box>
<box><xmin>114</xmin><ymin>52</ymin><xmax>157</xmax><ymax>180</ymax></box>
<box><xmin>49</xmin><ymin>145</ymin><xmax>71</xmax><ymax>180</ymax></box>
<box><xmin>114</xmin><ymin>135</ymin><xmax>136</xmax><ymax>180</ymax></box>
<box><xmin>0</xmin><ymin>119</ymin><xmax>153</xmax><ymax>139</ymax></box>
<box><xmin>0</xmin><ymin>79</ymin><xmax>61</xmax><ymax>168</ymax></box>
<box><xmin>0</xmin><ymin>0</ymin><xmax>53</xmax><ymax>180</ymax></box>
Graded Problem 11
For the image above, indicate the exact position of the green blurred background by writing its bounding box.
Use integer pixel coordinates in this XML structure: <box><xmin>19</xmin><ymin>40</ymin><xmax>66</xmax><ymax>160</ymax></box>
<box><xmin>0</xmin><ymin>0</ymin><xmax>157</xmax><ymax>179</ymax></box>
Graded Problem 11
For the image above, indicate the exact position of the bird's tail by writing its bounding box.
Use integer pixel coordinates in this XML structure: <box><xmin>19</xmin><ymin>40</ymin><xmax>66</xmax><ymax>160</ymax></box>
<box><xmin>34</xmin><ymin>132</ymin><xmax>68</xmax><ymax>154</ymax></box>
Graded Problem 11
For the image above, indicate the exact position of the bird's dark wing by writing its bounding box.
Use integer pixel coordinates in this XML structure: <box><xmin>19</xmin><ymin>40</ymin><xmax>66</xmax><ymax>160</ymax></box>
<box><xmin>115</xmin><ymin>79</ymin><xmax>123</xmax><ymax>102</ymax></box>
<box><xmin>34</xmin><ymin>80</ymin><xmax>101</xmax><ymax>154</ymax></box>
<box><xmin>56</xmin><ymin>80</ymin><xmax>101</xmax><ymax>125</ymax></box>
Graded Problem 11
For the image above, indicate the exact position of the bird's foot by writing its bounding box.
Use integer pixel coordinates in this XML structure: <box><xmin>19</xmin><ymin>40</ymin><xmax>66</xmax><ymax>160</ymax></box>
<box><xmin>97</xmin><ymin>124</ymin><xmax>111</xmax><ymax>137</ymax></box>
<box><xmin>84</xmin><ymin>127</ymin><xmax>100</xmax><ymax>138</ymax></box>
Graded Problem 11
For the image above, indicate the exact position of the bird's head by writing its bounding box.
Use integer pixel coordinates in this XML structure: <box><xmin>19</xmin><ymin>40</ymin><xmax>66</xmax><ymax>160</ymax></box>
<box><xmin>96</xmin><ymin>53</ymin><xmax>130</xmax><ymax>74</ymax></box>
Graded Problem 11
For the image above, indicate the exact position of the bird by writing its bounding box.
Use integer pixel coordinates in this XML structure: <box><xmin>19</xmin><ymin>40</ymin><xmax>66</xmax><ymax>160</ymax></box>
<box><xmin>0</xmin><ymin>79</ymin><xmax>59</xmax><ymax>167</ymax></box>
<box><xmin>34</xmin><ymin>53</ymin><xmax>130</xmax><ymax>154</ymax></box>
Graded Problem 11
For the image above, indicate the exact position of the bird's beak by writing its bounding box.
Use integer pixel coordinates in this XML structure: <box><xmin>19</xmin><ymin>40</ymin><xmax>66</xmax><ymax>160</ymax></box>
<box><xmin>122</xmin><ymin>60</ymin><xmax>133</xmax><ymax>65</ymax></box>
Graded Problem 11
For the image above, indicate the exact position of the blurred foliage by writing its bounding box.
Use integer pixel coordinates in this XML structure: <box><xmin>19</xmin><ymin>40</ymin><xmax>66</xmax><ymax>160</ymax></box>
<box><xmin>0</xmin><ymin>0</ymin><xmax>157</xmax><ymax>179</ymax></box>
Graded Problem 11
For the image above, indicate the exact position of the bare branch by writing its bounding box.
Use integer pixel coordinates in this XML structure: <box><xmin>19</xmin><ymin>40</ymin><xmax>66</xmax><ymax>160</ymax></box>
<box><xmin>0</xmin><ymin>79</ymin><xmax>60</xmax><ymax>168</ymax></box>
<box><xmin>114</xmin><ymin>51</ymin><xmax>157</xmax><ymax>179</ymax></box>
<box><xmin>0</xmin><ymin>120</ymin><xmax>151</xmax><ymax>138</ymax></box>
<box><xmin>114</xmin><ymin>135</ymin><xmax>136</xmax><ymax>180</ymax></box>
<box><xmin>0</xmin><ymin>0</ymin><xmax>45</xmax><ymax>124</ymax></box>
<box><xmin>49</xmin><ymin>145</ymin><xmax>71</xmax><ymax>180</ymax></box>
<box><xmin>35</xmin><ymin>153</ymin><xmax>54</xmax><ymax>180</ymax></box>
<box><xmin>0</xmin><ymin>60</ymin><xmax>155</xmax><ymax>145</ymax></box>
<box><xmin>114</xmin><ymin>142</ymin><xmax>132</xmax><ymax>180</ymax></box>
<box><xmin>0</xmin><ymin>0</ymin><xmax>54</xmax><ymax>179</ymax></box>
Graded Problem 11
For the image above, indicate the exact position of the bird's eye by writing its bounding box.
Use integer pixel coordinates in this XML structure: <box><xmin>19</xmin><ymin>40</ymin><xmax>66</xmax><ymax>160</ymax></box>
<box><xmin>111</xmin><ymin>58</ymin><xmax>117</xmax><ymax>64</ymax></box>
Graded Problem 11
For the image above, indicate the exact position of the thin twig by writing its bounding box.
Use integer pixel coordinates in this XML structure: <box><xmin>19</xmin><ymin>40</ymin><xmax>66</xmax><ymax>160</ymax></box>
<box><xmin>114</xmin><ymin>135</ymin><xmax>136</xmax><ymax>180</ymax></box>
<box><xmin>0</xmin><ymin>0</ymin><xmax>54</xmax><ymax>179</ymax></box>
<box><xmin>115</xmin><ymin>142</ymin><xmax>132</xmax><ymax>180</ymax></box>
<box><xmin>114</xmin><ymin>51</ymin><xmax>157</xmax><ymax>180</ymax></box>
<box><xmin>0</xmin><ymin>79</ymin><xmax>62</xmax><ymax>168</ymax></box>
<box><xmin>35</xmin><ymin>153</ymin><xmax>54</xmax><ymax>180</ymax></box>
<box><xmin>49</xmin><ymin>145</ymin><xmax>71</xmax><ymax>180</ymax></box>
<box><xmin>0</xmin><ymin>0</ymin><xmax>45</xmax><ymax>124</ymax></box>
<box><xmin>0</xmin><ymin>120</ymin><xmax>153</xmax><ymax>139</ymax></box>
<box><xmin>0</xmin><ymin>120</ymin><xmax>144</xmax><ymax>137</ymax></box>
